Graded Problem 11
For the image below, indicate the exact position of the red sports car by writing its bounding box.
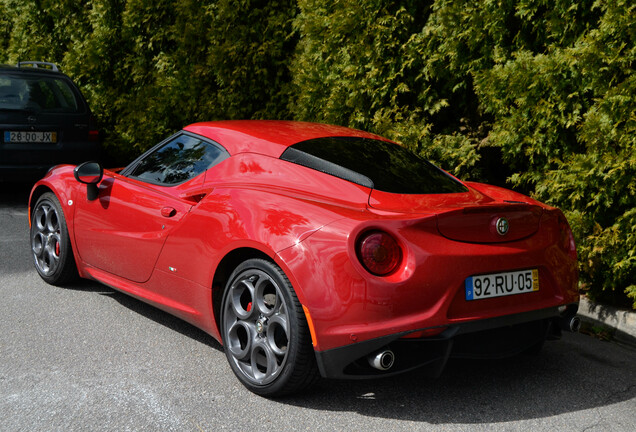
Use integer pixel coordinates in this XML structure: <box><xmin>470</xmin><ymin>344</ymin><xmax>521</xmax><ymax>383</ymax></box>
<box><xmin>29</xmin><ymin>121</ymin><xmax>580</xmax><ymax>396</ymax></box>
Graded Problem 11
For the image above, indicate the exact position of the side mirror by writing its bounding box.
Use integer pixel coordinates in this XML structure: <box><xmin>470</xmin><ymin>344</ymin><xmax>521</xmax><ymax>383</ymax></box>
<box><xmin>73</xmin><ymin>161</ymin><xmax>103</xmax><ymax>201</ymax></box>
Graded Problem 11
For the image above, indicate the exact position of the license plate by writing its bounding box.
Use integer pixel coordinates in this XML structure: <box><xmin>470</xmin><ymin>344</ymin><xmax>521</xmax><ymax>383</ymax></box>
<box><xmin>465</xmin><ymin>269</ymin><xmax>539</xmax><ymax>301</ymax></box>
<box><xmin>4</xmin><ymin>131</ymin><xmax>57</xmax><ymax>143</ymax></box>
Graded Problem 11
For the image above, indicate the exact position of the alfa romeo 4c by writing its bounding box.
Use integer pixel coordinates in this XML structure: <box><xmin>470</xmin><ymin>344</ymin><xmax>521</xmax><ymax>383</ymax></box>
<box><xmin>29</xmin><ymin>121</ymin><xmax>580</xmax><ymax>396</ymax></box>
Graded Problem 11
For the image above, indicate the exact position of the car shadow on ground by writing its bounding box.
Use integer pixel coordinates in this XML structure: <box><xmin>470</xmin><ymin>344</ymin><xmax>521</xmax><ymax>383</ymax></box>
<box><xmin>281</xmin><ymin>334</ymin><xmax>636</xmax><ymax>425</ymax></box>
<box><xmin>0</xmin><ymin>181</ymin><xmax>34</xmax><ymax>206</ymax></box>
<box><xmin>66</xmin><ymin>279</ymin><xmax>223</xmax><ymax>352</ymax></box>
<box><xmin>70</xmin><ymin>275</ymin><xmax>636</xmax><ymax>425</ymax></box>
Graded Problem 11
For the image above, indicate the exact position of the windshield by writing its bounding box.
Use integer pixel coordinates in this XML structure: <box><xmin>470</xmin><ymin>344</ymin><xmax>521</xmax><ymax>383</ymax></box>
<box><xmin>280</xmin><ymin>136</ymin><xmax>467</xmax><ymax>194</ymax></box>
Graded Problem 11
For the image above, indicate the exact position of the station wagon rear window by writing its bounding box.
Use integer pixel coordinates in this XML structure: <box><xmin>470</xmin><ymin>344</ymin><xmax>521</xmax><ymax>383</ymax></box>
<box><xmin>0</xmin><ymin>74</ymin><xmax>80</xmax><ymax>113</ymax></box>
<box><xmin>280</xmin><ymin>137</ymin><xmax>467</xmax><ymax>194</ymax></box>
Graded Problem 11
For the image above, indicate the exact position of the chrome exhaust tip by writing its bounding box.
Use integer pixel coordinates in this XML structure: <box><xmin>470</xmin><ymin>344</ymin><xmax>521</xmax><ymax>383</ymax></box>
<box><xmin>568</xmin><ymin>316</ymin><xmax>581</xmax><ymax>333</ymax></box>
<box><xmin>368</xmin><ymin>349</ymin><xmax>395</xmax><ymax>371</ymax></box>
<box><xmin>559</xmin><ymin>315</ymin><xmax>581</xmax><ymax>333</ymax></box>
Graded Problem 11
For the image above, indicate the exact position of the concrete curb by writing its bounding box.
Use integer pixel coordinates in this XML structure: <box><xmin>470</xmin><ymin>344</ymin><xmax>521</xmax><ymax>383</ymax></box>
<box><xmin>578</xmin><ymin>297</ymin><xmax>636</xmax><ymax>347</ymax></box>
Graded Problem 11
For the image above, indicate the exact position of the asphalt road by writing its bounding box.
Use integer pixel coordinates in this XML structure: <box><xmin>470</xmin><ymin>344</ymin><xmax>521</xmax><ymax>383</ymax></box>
<box><xmin>1</xmin><ymin>183</ymin><xmax>635</xmax><ymax>432</ymax></box>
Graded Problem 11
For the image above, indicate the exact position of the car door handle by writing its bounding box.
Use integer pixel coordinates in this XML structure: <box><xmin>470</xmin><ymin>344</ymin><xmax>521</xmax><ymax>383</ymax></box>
<box><xmin>161</xmin><ymin>206</ymin><xmax>177</xmax><ymax>218</ymax></box>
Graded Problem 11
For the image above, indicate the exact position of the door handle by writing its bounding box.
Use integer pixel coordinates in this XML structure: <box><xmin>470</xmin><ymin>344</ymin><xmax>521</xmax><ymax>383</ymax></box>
<box><xmin>161</xmin><ymin>206</ymin><xmax>177</xmax><ymax>218</ymax></box>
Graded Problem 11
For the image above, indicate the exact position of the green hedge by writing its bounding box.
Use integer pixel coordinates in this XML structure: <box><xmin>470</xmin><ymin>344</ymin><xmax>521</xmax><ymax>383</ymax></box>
<box><xmin>1</xmin><ymin>0</ymin><xmax>634</xmax><ymax>308</ymax></box>
<box><xmin>1</xmin><ymin>0</ymin><xmax>296</xmax><ymax>159</ymax></box>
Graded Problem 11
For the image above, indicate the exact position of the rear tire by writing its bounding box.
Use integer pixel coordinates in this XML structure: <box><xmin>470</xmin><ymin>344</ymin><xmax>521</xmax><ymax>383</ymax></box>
<box><xmin>221</xmin><ymin>258</ymin><xmax>319</xmax><ymax>396</ymax></box>
<box><xmin>30</xmin><ymin>192</ymin><xmax>77</xmax><ymax>286</ymax></box>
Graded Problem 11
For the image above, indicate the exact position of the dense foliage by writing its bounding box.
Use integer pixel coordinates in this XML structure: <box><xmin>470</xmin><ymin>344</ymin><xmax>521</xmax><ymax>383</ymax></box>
<box><xmin>1</xmin><ymin>0</ymin><xmax>634</xmax><ymax>308</ymax></box>
<box><xmin>1</xmin><ymin>0</ymin><xmax>296</xmax><ymax>159</ymax></box>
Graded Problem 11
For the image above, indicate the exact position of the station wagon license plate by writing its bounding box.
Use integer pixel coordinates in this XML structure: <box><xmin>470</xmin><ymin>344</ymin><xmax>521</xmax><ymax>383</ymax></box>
<box><xmin>4</xmin><ymin>131</ymin><xmax>57</xmax><ymax>143</ymax></box>
<box><xmin>465</xmin><ymin>269</ymin><xmax>539</xmax><ymax>301</ymax></box>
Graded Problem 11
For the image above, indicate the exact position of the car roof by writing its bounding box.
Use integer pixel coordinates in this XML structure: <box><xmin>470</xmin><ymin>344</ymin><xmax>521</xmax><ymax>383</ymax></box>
<box><xmin>0</xmin><ymin>64</ymin><xmax>68</xmax><ymax>78</ymax></box>
<box><xmin>183</xmin><ymin>120</ymin><xmax>391</xmax><ymax>157</ymax></box>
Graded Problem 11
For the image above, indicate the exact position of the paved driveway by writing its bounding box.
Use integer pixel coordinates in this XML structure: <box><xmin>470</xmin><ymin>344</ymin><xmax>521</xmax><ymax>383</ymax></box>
<box><xmin>1</xmin><ymin>184</ymin><xmax>635</xmax><ymax>431</ymax></box>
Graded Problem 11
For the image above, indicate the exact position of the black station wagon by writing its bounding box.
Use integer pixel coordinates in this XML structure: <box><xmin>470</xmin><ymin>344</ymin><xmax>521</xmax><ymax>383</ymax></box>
<box><xmin>0</xmin><ymin>61</ymin><xmax>100</xmax><ymax>181</ymax></box>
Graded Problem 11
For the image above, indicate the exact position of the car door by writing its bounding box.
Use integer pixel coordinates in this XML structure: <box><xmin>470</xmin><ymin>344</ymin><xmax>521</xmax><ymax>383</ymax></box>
<box><xmin>73</xmin><ymin>132</ymin><xmax>229</xmax><ymax>283</ymax></box>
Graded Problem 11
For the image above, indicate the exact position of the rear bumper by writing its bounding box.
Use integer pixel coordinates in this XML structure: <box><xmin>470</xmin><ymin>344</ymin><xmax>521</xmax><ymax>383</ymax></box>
<box><xmin>279</xmin><ymin>211</ymin><xmax>579</xmax><ymax>354</ymax></box>
<box><xmin>0</xmin><ymin>141</ymin><xmax>100</xmax><ymax>181</ymax></box>
<box><xmin>314</xmin><ymin>303</ymin><xmax>578</xmax><ymax>379</ymax></box>
<box><xmin>0</xmin><ymin>164</ymin><xmax>59</xmax><ymax>182</ymax></box>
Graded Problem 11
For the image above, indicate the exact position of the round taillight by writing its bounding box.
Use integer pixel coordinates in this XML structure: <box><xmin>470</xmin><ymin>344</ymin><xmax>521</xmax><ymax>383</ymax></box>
<box><xmin>357</xmin><ymin>231</ymin><xmax>402</xmax><ymax>276</ymax></box>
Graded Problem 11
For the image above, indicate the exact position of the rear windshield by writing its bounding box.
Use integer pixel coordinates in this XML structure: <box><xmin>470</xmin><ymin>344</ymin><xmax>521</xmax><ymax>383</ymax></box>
<box><xmin>0</xmin><ymin>73</ymin><xmax>81</xmax><ymax>113</ymax></box>
<box><xmin>280</xmin><ymin>137</ymin><xmax>467</xmax><ymax>194</ymax></box>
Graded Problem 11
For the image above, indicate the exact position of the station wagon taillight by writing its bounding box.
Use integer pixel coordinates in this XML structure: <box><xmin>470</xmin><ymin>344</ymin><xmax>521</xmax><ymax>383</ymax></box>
<box><xmin>88</xmin><ymin>115</ymin><xmax>99</xmax><ymax>141</ymax></box>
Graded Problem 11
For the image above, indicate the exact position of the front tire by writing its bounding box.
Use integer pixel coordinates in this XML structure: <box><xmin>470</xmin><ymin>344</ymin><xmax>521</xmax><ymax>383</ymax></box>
<box><xmin>221</xmin><ymin>258</ymin><xmax>318</xmax><ymax>396</ymax></box>
<box><xmin>30</xmin><ymin>192</ymin><xmax>77</xmax><ymax>286</ymax></box>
